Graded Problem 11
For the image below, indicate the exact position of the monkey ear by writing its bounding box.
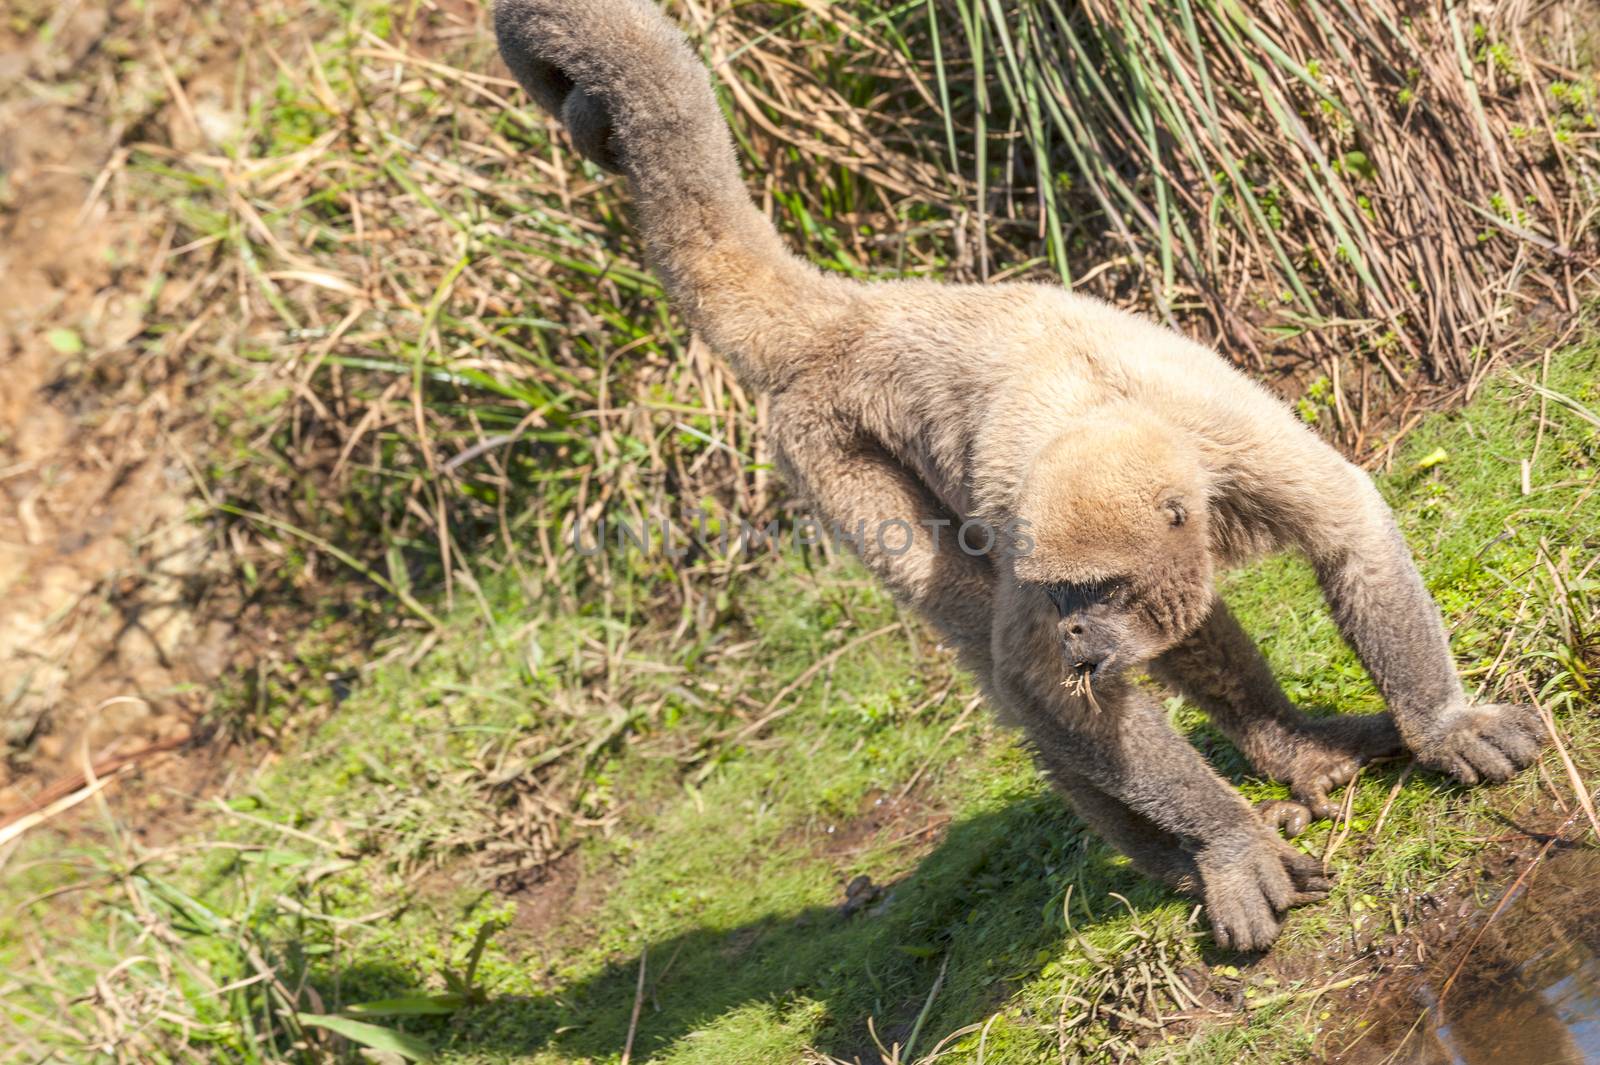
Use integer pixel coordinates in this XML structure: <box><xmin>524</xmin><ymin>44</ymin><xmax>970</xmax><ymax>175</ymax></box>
<box><xmin>1164</xmin><ymin>499</ymin><xmax>1188</xmax><ymax>528</ymax></box>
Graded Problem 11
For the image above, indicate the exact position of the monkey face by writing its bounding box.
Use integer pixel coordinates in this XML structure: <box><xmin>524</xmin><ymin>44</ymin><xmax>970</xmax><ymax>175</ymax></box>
<box><xmin>1016</xmin><ymin>416</ymin><xmax>1217</xmax><ymax>674</ymax></box>
<box><xmin>1042</xmin><ymin>508</ymin><xmax>1215</xmax><ymax>678</ymax></box>
<box><xmin>1017</xmin><ymin>406</ymin><xmax>1216</xmax><ymax>671</ymax></box>
<box><xmin>1047</xmin><ymin>579</ymin><xmax>1135</xmax><ymax>678</ymax></box>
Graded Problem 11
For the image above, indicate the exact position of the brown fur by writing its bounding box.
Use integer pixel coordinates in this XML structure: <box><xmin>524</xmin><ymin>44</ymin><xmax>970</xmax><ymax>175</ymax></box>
<box><xmin>493</xmin><ymin>0</ymin><xmax>1546</xmax><ymax>951</ymax></box>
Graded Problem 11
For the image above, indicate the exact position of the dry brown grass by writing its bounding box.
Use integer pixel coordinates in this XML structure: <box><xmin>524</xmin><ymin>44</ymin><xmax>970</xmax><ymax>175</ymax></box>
<box><xmin>16</xmin><ymin>0</ymin><xmax>1575</xmax><ymax>653</ymax></box>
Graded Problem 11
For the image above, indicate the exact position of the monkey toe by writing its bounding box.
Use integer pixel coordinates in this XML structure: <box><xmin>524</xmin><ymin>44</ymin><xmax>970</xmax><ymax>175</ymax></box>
<box><xmin>1270</xmin><ymin>754</ymin><xmax>1351</xmax><ymax>821</ymax></box>
<box><xmin>1257</xmin><ymin>800</ymin><xmax>1312</xmax><ymax>838</ymax></box>
<box><xmin>1289</xmin><ymin>777</ymin><xmax>1341</xmax><ymax>821</ymax></box>
<box><xmin>1271</xmin><ymin>715</ymin><xmax>1401</xmax><ymax>824</ymax></box>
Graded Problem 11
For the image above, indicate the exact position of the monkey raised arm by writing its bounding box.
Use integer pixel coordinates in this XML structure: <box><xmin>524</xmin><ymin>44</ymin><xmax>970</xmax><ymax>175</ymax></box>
<box><xmin>1222</xmin><ymin>425</ymin><xmax>1545</xmax><ymax>785</ymax></box>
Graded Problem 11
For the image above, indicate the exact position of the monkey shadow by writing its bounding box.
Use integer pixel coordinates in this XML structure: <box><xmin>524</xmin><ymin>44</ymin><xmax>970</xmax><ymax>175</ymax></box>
<box><xmin>321</xmin><ymin>795</ymin><xmax>1209</xmax><ymax>1062</ymax></box>
<box><xmin>312</xmin><ymin>720</ymin><xmax>1433</xmax><ymax>1060</ymax></box>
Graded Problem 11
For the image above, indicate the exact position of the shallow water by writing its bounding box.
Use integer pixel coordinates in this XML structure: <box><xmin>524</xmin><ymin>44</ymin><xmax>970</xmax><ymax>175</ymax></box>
<box><xmin>1376</xmin><ymin>848</ymin><xmax>1600</xmax><ymax>1064</ymax></box>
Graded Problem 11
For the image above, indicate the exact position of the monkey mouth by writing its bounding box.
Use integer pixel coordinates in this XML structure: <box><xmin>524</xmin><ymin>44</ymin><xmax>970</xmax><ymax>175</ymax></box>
<box><xmin>1063</xmin><ymin>651</ymin><xmax>1121</xmax><ymax>681</ymax></box>
<box><xmin>1062</xmin><ymin>655</ymin><xmax>1117</xmax><ymax>712</ymax></box>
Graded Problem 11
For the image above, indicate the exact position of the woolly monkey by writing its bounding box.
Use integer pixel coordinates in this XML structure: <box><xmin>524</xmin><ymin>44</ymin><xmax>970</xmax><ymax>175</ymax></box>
<box><xmin>493</xmin><ymin>0</ymin><xmax>1545</xmax><ymax>950</ymax></box>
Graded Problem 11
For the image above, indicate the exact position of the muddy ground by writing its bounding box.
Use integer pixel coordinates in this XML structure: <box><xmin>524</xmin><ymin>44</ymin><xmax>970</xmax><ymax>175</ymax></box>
<box><xmin>1327</xmin><ymin>822</ymin><xmax>1600</xmax><ymax>1062</ymax></box>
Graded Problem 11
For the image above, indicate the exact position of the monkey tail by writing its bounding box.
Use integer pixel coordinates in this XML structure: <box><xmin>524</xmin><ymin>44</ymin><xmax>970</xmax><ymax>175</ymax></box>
<box><xmin>493</xmin><ymin>0</ymin><xmax>835</xmax><ymax>385</ymax></box>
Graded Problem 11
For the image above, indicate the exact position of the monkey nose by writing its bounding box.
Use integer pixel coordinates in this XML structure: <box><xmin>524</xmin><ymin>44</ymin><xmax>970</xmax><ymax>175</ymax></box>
<box><xmin>1063</xmin><ymin>639</ymin><xmax>1105</xmax><ymax>673</ymax></box>
<box><xmin>1059</xmin><ymin>621</ymin><xmax>1112</xmax><ymax>676</ymax></box>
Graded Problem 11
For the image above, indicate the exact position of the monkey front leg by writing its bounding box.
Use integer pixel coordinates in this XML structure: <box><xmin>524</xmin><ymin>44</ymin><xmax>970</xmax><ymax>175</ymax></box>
<box><xmin>1038</xmin><ymin>765</ymin><xmax>1201</xmax><ymax>893</ymax></box>
<box><xmin>1152</xmin><ymin>598</ymin><xmax>1401</xmax><ymax>819</ymax></box>
<box><xmin>1308</xmin><ymin>475</ymin><xmax>1544</xmax><ymax>784</ymax></box>
<box><xmin>992</xmin><ymin>583</ymin><xmax>1328</xmax><ymax>951</ymax></box>
<box><xmin>1046</xmin><ymin>768</ymin><xmax>1310</xmax><ymax>888</ymax></box>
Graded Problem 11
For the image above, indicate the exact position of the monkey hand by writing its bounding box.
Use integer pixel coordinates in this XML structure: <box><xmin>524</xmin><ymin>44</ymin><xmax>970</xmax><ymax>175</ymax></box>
<box><xmin>1195</xmin><ymin>833</ymin><xmax>1331</xmax><ymax>952</ymax></box>
<box><xmin>1272</xmin><ymin>714</ymin><xmax>1404</xmax><ymax>821</ymax></box>
<box><xmin>1409</xmin><ymin>702</ymin><xmax>1546</xmax><ymax>785</ymax></box>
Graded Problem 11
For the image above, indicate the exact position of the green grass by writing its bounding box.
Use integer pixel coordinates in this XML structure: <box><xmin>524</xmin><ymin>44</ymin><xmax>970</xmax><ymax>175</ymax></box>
<box><xmin>3</xmin><ymin>339</ymin><xmax>1594</xmax><ymax>1064</ymax></box>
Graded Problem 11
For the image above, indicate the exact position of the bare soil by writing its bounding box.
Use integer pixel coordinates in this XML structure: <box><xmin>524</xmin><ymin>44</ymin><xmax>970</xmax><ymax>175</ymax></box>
<box><xmin>0</xmin><ymin>1</ymin><xmax>238</xmax><ymax>818</ymax></box>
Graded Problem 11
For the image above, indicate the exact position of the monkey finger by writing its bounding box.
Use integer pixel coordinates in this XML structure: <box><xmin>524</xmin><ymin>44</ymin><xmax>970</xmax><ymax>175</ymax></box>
<box><xmin>1203</xmin><ymin>872</ymin><xmax>1284</xmax><ymax>951</ymax></box>
<box><xmin>1235</xmin><ymin>913</ymin><xmax>1283</xmax><ymax>952</ymax></box>
<box><xmin>1457</xmin><ymin>734</ymin><xmax>1518</xmax><ymax>782</ymax></box>
<box><xmin>1210</xmin><ymin>906</ymin><xmax>1279</xmax><ymax>953</ymax></box>
<box><xmin>1513</xmin><ymin>705</ymin><xmax>1548</xmax><ymax>739</ymax></box>
<box><xmin>1258</xmin><ymin>866</ymin><xmax>1295</xmax><ymax>913</ymax></box>
<box><xmin>1485</xmin><ymin>711</ymin><xmax>1544</xmax><ymax>766</ymax></box>
<box><xmin>1438</xmin><ymin>753</ymin><xmax>1479</xmax><ymax>786</ymax></box>
<box><xmin>1296</xmin><ymin>874</ymin><xmax>1335</xmax><ymax>894</ymax></box>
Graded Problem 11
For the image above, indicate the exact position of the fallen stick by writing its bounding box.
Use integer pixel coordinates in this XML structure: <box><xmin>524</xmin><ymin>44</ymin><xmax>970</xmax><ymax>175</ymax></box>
<box><xmin>1243</xmin><ymin>972</ymin><xmax>1372</xmax><ymax>1011</ymax></box>
<box><xmin>620</xmin><ymin>944</ymin><xmax>647</xmax><ymax>1065</ymax></box>
<box><xmin>0</xmin><ymin>766</ymin><xmax>131</xmax><ymax>849</ymax></box>
<box><xmin>0</xmin><ymin>733</ymin><xmax>191</xmax><ymax>836</ymax></box>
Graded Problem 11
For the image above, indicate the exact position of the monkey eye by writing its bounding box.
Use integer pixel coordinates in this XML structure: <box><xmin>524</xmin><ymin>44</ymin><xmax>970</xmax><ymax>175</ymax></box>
<box><xmin>1046</xmin><ymin>579</ymin><xmax>1124</xmax><ymax>616</ymax></box>
<box><xmin>1164</xmin><ymin>500</ymin><xmax>1188</xmax><ymax>528</ymax></box>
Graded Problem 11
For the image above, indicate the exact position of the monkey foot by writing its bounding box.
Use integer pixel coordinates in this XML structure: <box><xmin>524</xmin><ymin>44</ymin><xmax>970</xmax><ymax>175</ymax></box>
<box><xmin>1263</xmin><ymin>714</ymin><xmax>1404</xmax><ymax>821</ymax></box>
<box><xmin>1256</xmin><ymin>800</ymin><xmax>1312</xmax><ymax>838</ymax></box>
<box><xmin>1196</xmin><ymin>834</ymin><xmax>1331</xmax><ymax>952</ymax></box>
<box><xmin>1412</xmin><ymin>702</ymin><xmax>1546</xmax><ymax>785</ymax></box>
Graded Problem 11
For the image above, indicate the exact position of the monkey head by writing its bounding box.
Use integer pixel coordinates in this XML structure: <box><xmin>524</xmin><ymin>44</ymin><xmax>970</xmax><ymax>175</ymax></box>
<box><xmin>1012</xmin><ymin>412</ymin><xmax>1215</xmax><ymax>679</ymax></box>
